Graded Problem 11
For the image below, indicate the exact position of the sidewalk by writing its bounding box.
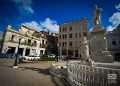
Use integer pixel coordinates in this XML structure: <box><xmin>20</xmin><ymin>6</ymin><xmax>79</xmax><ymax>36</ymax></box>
<box><xmin>0</xmin><ymin>59</ymin><xmax>64</xmax><ymax>86</ymax></box>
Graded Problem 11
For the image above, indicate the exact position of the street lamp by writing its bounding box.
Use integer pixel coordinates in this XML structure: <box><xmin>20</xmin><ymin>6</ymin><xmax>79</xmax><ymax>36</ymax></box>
<box><xmin>13</xmin><ymin>38</ymin><xmax>23</xmax><ymax>68</ymax></box>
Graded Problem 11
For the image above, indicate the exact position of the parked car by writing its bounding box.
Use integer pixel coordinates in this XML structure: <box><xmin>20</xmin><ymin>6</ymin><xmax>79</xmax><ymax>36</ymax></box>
<box><xmin>48</xmin><ymin>54</ymin><xmax>56</xmax><ymax>58</ymax></box>
<box><xmin>22</xmin><ymin>55</ymin><xmax>40</xmax><ymax>61</ymax></box>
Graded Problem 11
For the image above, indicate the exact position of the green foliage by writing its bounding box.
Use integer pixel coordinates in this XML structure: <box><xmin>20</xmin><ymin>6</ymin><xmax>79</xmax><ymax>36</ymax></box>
<box><xmin>0</xmin><ymin>38</ymin><xmax>3</xmax><ymax>44</ymax></box>
<box><xmin>40</xmin><ymin>55</ymin><xmax>56</xmax><ymax>61</ymax></box>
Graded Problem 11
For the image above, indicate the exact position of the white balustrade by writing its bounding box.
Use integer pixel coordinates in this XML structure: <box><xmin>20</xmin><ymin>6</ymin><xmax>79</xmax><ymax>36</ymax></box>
<box><xmin>67</xmin><ymin>62</ymin><xmax>120</xmax><ymax>86</ymax></box>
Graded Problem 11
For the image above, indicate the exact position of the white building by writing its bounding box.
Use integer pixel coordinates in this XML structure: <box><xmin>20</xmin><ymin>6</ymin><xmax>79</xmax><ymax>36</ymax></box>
<box><xmin>1</xmin><ymin>25</ymin><xmax>47</xmax><ymax>57</ymax></box>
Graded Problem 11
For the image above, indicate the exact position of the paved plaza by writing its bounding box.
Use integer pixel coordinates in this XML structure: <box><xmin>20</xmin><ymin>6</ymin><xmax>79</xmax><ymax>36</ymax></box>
<box><xmin>0</xmin><ymin>59</ymin><xmax>64</xmax><ymax>86</ymax></box>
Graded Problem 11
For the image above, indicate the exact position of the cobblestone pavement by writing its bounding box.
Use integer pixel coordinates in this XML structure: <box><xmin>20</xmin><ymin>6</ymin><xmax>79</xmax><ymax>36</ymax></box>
<box><xmin>0</xmin><ymin>58</ymin><xmax>64</xmax><ymax>86</ymax></box>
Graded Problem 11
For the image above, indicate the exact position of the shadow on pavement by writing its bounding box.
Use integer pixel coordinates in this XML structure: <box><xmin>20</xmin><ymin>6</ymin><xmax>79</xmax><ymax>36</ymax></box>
<box><xmin>20</xmin><ymin>67</ymin><xmax>50</xmax><ymax>75</ymax></box>
<box><xmin>19</xmin><ymin>67</ymin><xmax>64</xmax><ymax>86</ymax></box>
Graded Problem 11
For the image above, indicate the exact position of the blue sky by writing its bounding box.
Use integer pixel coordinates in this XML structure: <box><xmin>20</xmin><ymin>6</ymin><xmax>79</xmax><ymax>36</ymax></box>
<box><xmin>0</xmin><ymin>0</ymin><xmax>120</xmax><ymax>32</ymax></box>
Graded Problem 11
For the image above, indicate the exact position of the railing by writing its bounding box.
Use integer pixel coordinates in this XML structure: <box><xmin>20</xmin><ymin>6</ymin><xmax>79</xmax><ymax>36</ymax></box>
<box><xmin>67</xmin><ymin>62</ymin><xmax>120</xmax><ymax>86</ymax></box>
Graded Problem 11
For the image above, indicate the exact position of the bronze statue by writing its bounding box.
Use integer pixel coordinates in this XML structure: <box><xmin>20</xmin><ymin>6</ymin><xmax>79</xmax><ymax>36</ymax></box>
<box><xmin>93</xmin><ymin>5</ymin><xmax>102</xmax><ymax>25</ymax></box>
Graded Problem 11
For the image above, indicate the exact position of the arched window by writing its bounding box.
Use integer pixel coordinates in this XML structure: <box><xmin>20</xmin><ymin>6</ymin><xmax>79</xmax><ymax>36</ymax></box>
<box><xmin>69</xmin><ymin>26</ymin><xmax>72</xmax><ymax>31</ymax></box>
<box><xmin>112</xmin><ymin>41</ymin><xmax>117</xmax><ymax>45</ymax></box>
<box><xmin>11</xmin><ymin>35</ymin><xmax>15</xmax><ymax>41</ymax></box>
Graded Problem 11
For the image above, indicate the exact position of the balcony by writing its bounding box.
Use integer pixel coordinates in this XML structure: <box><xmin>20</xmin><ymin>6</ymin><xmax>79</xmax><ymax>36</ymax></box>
<box><xmin>41</xmin><ymin>44</ymin><xmax>46</xmax><ymax>48</ymax></box>
<box><xmin>8</xmin><ymin>39</ymin><xmax>18</xmax><ymax>43</ymax></box>
<box><xmin>31</xmin><ymin>43</ymin><xmax>37</xmax><ymax>47</ymax></box>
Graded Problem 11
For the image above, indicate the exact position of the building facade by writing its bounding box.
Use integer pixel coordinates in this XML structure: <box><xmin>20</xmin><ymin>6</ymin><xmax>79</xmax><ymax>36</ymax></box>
<box><xmin>106</xmin><ymin>25</ymin><xmax>120</xmax><ymax>62</ymax></box>
<box><xmin>40</xmin><ymin>31</ymin><xmax>58</xmax><ymax>55</ymax></box>
<box><xmin>46</xmin><ymin>32</ymin><xmax>58</xmax><ymax>55</ymax></box>
<box><xmin>58</xmin><ymin>19</ymin><xmax>88</xmax><ymax>59</ymax></box>
<box><xmin>1</xmin><ymin>25</ymin><xmax>47</xmax><ymax>57</ymax></box>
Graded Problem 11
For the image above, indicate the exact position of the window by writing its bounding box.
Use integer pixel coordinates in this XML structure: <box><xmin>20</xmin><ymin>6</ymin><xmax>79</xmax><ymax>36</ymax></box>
<box><xmin>69</xmin><ymin>41</ymin><xmax>72</xmax><ymax>46</ymax></box>
<box><xmin>63</xmin><ymin>27</ymin><xmax>66</xmax><ymax>32</ymax></box>
<box><xmin>39</xmin><ymin>43</ymin><xmax>41</xmax><ymax>47</ymax></box>
<box><xmin>79</xmin><ymin>33</ymin><xmax>81</xmax><ymax>37</ymax></box>
<box><xmin>59</xmin><ymin>27</ymin><xmax>61</xmax><ymax>32</ymax></box>
<box><xmin>59</xmin><ymin>43</ymin><xmax>61</xmax><ymax>47</ymax></box>
<box><xmin>40</xmin><ymin>50</ymin><xmax>43</xmax><ymax>55</ymax></box>
<box><xmin>83</xmin><ymin>32</ymin><xmax>87</xmax><ymax>36</ymax></box>
<box><xmin>64</xmin><ymin>42</ymin><xmax>67</xmax><ymax>46</ymax></box>
<box><xmin>69</xmin><ymin>33</ymin><xmax>72</xmax><ymax>38</ymax></box>
<box><xmin>59</xmin><ymin>35</ymin><xmax>61</xmax><ymax>39</ymax></box>
<box><xmin>28</xmin><ymin>39</ymin><xmax>31</xmax><ymax>45</ymax></box>
<box><xmin>11</xmin><ymin>35</ymin><xmax>15</xmax><ymax>41</ymax></box>
<box><xmin>62</xmin><ymin>28</ymin><xmax>64</xmax><ymax>32</ymax></box>
<box><xmin>112</xmin><ymin>41</ymin><xmax>117</xmax><ymax>45</ymax></box>
<box><xmin>75</xmin><ymin>50</ymin><xmax>78</xmax><ymax>57</ymax></box>
<box><xmin>42</xmin><ymin>40</ymin><xmax>44</xmax><ymax>44</ymax></box>
<box><xmin>119</xmin><ymin>40</ymin><xmax>120</xmax><ymax>44</ymax></box>
<box><xmin>33</xmin><ymin>41</ymin><xmax>37</xmax><ymax>46</ymax></box>
<box><xmin>69</xmin><ymin>26</ymin><xmax>72</xmax><ymax>31</ymax></box>
<box><xmin>68</xmin><ymin>50</ymin><xmax>73</xmax><ymax>56</ymax></box>
<box><xmin>64</xmin><ymin>27</ymin><xmax>67</xmax><ymax>32</ymax></box>
<box><xmin>62</xmin><ymin>34</ymin><xmax>64</xmax><ymax>39</ymax></box>
<box><xmin>62</xmin><ymin>42</ymin><xmax>64</xmax><ymax>47</ymax></box>
<box><xmin>64</xmin><ymin>34</ymin><xmax>67</xmax><ymax>39</ymax></box>
<box><xmin>75</xmin><ymin>33</ymin><xmax>77</xmax><ymax>38</ymax></box>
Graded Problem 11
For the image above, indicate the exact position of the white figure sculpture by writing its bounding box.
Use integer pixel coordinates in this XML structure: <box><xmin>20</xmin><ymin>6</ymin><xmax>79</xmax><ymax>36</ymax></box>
<box><xmin>81</xmin><ymin>37</ymin><xmax>94</xmax><ymax>65</ymax></box>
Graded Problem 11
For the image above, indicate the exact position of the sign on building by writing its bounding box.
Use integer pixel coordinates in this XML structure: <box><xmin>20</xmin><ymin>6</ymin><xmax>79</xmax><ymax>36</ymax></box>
<box><xmin>107</xmin><ymin>73</ymin><xmax>117</xmax><ymax>84</ymax></box>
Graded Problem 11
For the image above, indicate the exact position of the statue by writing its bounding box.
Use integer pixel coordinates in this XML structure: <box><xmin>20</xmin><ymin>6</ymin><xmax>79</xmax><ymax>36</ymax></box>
<box><xmin>93</xmin><ymin>5</ymin><xmax>102</xmax><ymax>25</ymax></box>
<box><xmin>80</xmin><ymin>36</ymin><xmax>94</xmax><ymax>66</ymax></box>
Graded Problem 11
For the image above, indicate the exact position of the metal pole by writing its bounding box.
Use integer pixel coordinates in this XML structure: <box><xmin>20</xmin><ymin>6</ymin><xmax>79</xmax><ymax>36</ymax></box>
<box><xmin>13</xmin><ymin>38</ymin><xmax>21</xmax><ymax>67</ymax></box>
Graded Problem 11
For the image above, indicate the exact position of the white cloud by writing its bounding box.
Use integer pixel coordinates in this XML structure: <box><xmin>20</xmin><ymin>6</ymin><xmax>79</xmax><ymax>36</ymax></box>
<box><xmin>23</xmin><ymin>5</ymin><xmax>34</xmax><ymax>14</ymax></box>
<box><xmin>40</xmin><ymin>18</ymin><xmax>59</xmax><ymax>33</ymax></box>
<box><xmin>107</xmin><ymin>25</ymin><xmax>115</xmax><ymax>31</ymax></box>
<box><xmin>115</xmin><ymin>3</ymin><xmax>120</xmax><ymax>11</ymax></box>
<box><xmin>107</xmin><ymin>12</ymin><xmax>120</xmax><ymax>31</ymax></box>
<box><xmin>22</xmin><ymin>18</ymin><xmax>59</xmax><ymax>33</ymax></box>
<box><xmin>13</xmin><ymin>0</ymin><xmax>34</xmax><ymax>14</ymax></box>
<box><xmin>22</xmin><ymin>21</ymin><xmax>42</xmax><ymax>31</ymax></box>
<box><xmin>89</xmin><ymin>27</ymin><xmax>93</xmax><ymax>32</ymax></box>
<box><xmin>109</xmin><ymin>12</ymin><xmax>120</xmax><ymax>26</ymax></box>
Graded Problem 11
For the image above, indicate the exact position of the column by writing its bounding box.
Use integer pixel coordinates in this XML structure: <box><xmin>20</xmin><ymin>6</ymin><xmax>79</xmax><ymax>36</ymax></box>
<box><xmin>60</xmin><ymin>47</ymin><xmax>62</xmax><ymax>60</ymax></box>
<box><xmin>22</xmin><ymin>48</ymin><xmax>26</xmax><ymax>56</ymax></box>
<box><xmin>73</xmin><ymin>48</ymin><xmax>75</xmax><ymax>58</ymax></box>
<box><xmin>29</xmin><ymin>48</ymin><xmax>32</xmax><ymax>56</ymax></box>
<box><xmin>66</xmin><ymin>42</ymin><xmax>68</xmax><ymax>56</ymax></box>
<box><xmin>39</xmin><ymin>50</ymin><xmax>41</xmax><ymax>56</ymax></box>
<box><xmin>43</xmin><ymin>49</ymin><xmax>45</xmax><ymax>55</ymax></box>
<box><xmin>1</xmin><ymin>46</ymin><xmax>7</xmax><ymax>53</ymax></box>
<box><xmin>14</xmin><ymin>47</ymin><xmax>18</xmax><ymax>54</ymax></box>
<box><xmin>78</xmin><ymin>48</ymin><xmax>81</xmax><ymax>58</ymax></box>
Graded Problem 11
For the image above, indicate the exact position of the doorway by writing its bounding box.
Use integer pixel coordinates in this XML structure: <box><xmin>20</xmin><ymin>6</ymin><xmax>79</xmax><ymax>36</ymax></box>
<box><xmin>114</xmin><ymin>53</ymin><xmax>120</xmax><ymax>62</ymax></box>
<box><xmin>25</xmin><ymin>48</ymin><xmax>30</xmax><ymax>56</ymax></box>
<box><xmin>7</xmin><ymin>47</ymin><xmax>16</xmax><ymax>54</ymax></box>
<box><xmin>18</xmin><ymin>48</ymin><xmax>23</xmax><ymax>56</ymax></box>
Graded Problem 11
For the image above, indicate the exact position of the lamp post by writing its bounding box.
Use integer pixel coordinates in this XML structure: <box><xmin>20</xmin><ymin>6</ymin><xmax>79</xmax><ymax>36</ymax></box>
<box><xmin>13</xmin><ymin>38</ymin><xmax>22</xmax><ymax>68</ymax></box>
